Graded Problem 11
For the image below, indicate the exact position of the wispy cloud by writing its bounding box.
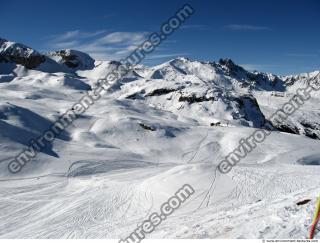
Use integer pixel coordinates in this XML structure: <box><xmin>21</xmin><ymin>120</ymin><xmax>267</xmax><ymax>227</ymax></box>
<box><xmin>45</xmin><ymin>30</ymin><xmax>180</xmax><ymax>61</ymax></box>
<box><xmin>48</xmin><ymin>30</ymin><xmax>106</xmax><ymax>43</ymax></box>
<box><xmin>46</xmin><ymin>30</ymin><xmax>148</xmax><ymax>59</ymax></box>
<box><xmin>102</xmin><ymin>13</ymin><xmax>116</xmax><ymax>19</ymax></box>
<box><xmin>241</xmin><ymin>64</ymin><xmax>277</xmax><ymax>72</ymax></box>
<box><xmin>180</xmin><ymin>24</ymin><xmax>209</xmax><ymax>30</ymax></box>
<box><xmin>95</xmin><ymin>32</ymin><xmax>148</xmax><ymax>45</ymax></box>
<box><xmin>50</xmin><ymin>40</ymin><xmax>81</xmax><ymax>49</ymax></box>
<box><xmin>241</xmin><ymin>64</ymin><xmax>263</xmax><ymax>71</ymax></box>
<box><xmin>285</xmin><ymin>53</ymin><xmax>318</xmax><ymax>58</ymax></box>
<box><xmin>224</xmin><ymin>24</ymin><xmax>272</xmax><ymax>31</ymax></box>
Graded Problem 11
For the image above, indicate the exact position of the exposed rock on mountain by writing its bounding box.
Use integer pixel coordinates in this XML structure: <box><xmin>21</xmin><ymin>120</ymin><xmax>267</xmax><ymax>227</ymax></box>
<box><xmin>1</xmin><ymin>37</ymin><xmax>320</xmax><ymax>139</ymax></box>
<box><xmin>47</xmin><ymin>49</ymin><xmax>95</xmax><ymax>70</ymax></box>
<box><xmin>0</xmin><ymin>38</ymin><xmax>45</xmax><ymax>68</ymax></box>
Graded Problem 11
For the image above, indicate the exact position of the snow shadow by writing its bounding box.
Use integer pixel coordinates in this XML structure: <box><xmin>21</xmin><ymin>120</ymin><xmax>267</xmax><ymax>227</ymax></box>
<box><xmin>297</xmin><ymin>154</ymin><xmax>320</xmax><ymax>165</ymax></box>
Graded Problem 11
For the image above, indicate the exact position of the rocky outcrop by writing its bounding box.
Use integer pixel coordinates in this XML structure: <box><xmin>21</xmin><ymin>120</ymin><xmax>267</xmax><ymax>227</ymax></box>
<box><xmin>146</xmin><ymin>88</ymin><xmax>177</xmax><ymax>97</ymax></box>
<box><xmin>218</xmin><ymin>58</ymin><xmax>245</xmax><ymax>76</ymax></box>
<box><xmin>178</xmin><ymin>93</ymin><xmax>216</xmax><ymax>104</ymax></box>
<box><xmin>0</xmin><ymin>38</ymin><xmax>45</xmax><ymax>68</ymax></box>
<box><xmin>233</xmin><ymin>95</ymin><xmax>267</xmax><ymax>128</ymax></box>
<box><xmin>48</xmin><ymin>49</ymin><xmax>95</xmax><ymax>70</ymax></box>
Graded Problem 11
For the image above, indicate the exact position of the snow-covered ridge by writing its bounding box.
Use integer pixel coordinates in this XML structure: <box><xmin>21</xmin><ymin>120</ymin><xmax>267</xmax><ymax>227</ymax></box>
<box><xmin>0</xmin><ymin>38</ymin><xmax>45</xmax><ymax>69</ymax></box>
<box><xmin>47</xmin><ymin>49</ymin><xmax>95</xmax><ymax>70</ymax></box>
<box><xmin>0</xmin><ymin>37</ymin><xmax>318</xmax><ymax>89</ymax></box>
<box><xmin>1</xmin><ymin>37</ymin><xmax>320</xmax><ymax>139</ymax></box>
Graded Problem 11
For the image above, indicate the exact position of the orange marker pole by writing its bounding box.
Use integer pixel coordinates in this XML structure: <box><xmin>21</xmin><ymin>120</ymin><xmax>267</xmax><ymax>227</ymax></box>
<box><xmin>310</xmin><ymin>196</ymin><xmax>320</xmax><ymax>239</ymax></box>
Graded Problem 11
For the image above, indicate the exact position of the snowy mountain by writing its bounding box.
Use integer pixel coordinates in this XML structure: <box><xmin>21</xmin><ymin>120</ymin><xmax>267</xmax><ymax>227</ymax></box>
<box><xmin>0</xmin><ymin>38</ymin><xmax>320</xmax><ymax>239</ymax></box>
<box><xmin>47</xmin><ymin>49</ymin><xmax>95</xmax><ymax>70</ymax></box>
<box><xmin>0</xmin><ymin>38</ymin><xmax>45</xmax><ymax>68</ymax></box>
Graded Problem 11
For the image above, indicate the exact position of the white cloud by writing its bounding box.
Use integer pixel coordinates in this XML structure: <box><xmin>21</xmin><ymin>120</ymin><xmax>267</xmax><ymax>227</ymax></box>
<box><xmin>224</xmin><ymin>24</ymin><xmax>272</xmax><ymax>31</ymax></box>
<box><xmin>180</xmin><ymin>24</ymin><xmax>209</xmax><ymax>30</ymax></box>
<box><xmin>45</xmin><ymin>30</ymin><xmax>179</xmax><ymax>61</ymax></box>
<box><xmin>285</xmin><ymin>53</ymin><xmax>318</xmax><ymax>58</ymax></box>
<box><xmin>49</xmin><ymin>30</ymin><xmax>106</xmax><ymax>43</ymax></box>
<box><xmin>46</xmin><ymin>30</ymin><xmax>148</xmax><ymax>59</ymax></box>
<box><xmin>102</xmin><ymin>13</ymin><xmax>116</xmax><ymax>19</ymax></box>
<box><xmin>241</xmin><ymin>64</ymin><xmax>276</xmax><ymax>71</ymax></box>
<box><xmin>50</xmin><ymin>40</ymin><xmax>81</xmax><ymax>49</ymax></box>
<box><xmin>96</xmin><ymin>32</ymin><xmax>148</xmax><ymax>45</ymax></box>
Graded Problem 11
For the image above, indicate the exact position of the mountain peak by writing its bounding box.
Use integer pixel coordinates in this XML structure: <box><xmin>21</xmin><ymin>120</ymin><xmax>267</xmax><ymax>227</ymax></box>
<box><xmin>0</xmin><ymin>38</ymin><xmax>7</xmax><ymax>45</ymax></box>
<box><xmin>171</xmin><ymin>56</ymin><xmax>190</xmax><ymax>62</ymax></box>
<box><xmin>47</xmin><ymin>49</ymin><xmax>95</xmax><ymax>70</ymax></box>
<box><xmin>217</xmin><ymin>58</ymin><xmax>248</xmax><ymax>77</ymax></box>
<box><xmin>218</xmin><ymin>58</ymin><xmax>239</xmax><ymax>69</ymax></box>
<box><xmin>0</xmin><ymin>38</ymin><xmax>45</xmax><ymax>69</ymax></box>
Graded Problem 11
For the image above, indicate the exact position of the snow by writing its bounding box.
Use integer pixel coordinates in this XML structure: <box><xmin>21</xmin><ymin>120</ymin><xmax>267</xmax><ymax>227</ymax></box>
<box><xmin>47</xmin><ymin>49</ymin><xmax>95</xmax><ymax>70</ymax></box>
<box><xmin>0</xmin><ymin>39</ymin><xmax>320</xmax><ymax>239</ymax></box>
<box><xmin>0</xmin><ymin>39</ymin><xmax>39</xmax><ymax>58</ymax></box>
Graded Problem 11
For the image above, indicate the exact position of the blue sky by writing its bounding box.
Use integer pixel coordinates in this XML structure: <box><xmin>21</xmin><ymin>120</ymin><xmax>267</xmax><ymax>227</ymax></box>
<box><xmin>1</xmin><ymin>0</ymin><xmax>319</xmax><ymax>75</ymax></box>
